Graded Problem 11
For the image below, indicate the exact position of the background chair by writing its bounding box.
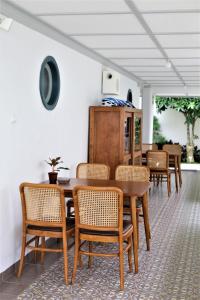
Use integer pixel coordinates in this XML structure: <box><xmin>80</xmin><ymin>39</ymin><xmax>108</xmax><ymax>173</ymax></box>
<box><xmin>72</xmin><ymin>185</ymin><xmax>133</xmax><ymax>290</ymax></box>
<box><xmin>115</xmin><ymin>165</ymin><xmax>151</xmax><ymax>251</ymax></box>
<box><xmin>67</xmin><ymin>163</ymin><xmax>110</xmax><ymax>217</ymax></box>
<box><xmin>163</xmin><ymin>144</ymin><xmax>182</xmax><ymax>190</ymax></box>
<box><xmin>146</xmin><ymin>150</ymin><xmax>171</xmax><ymax>197</ymax></box>
<box><xmin>18</xmin><ymin>183</ymin><xmax>74</xmax><ymax>285</ymax></box>
<box><xmin>142</xmin><ymin>144</ymin><xmax>158</xmax><ymax>165</ymax></box>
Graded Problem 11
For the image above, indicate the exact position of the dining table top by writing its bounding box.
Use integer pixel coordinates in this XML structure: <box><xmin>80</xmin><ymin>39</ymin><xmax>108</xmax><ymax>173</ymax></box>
<box><xmin>49</xmin><ymin>178</ymin><xmax>150</xmax><ymax>197</ymax></box>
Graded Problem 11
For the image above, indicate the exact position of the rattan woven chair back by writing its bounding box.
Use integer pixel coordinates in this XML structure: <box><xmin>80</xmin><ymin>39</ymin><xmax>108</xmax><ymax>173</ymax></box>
<box><xmin>115</xmin><ymin>165</ymin><xmax>150</xmax><ymax>182</ymax></box>
<box><xmin>142</xmin><ymin>143</ymin><xmax>158</xmax><ymax>152</ymax></box>
<box><xmin>73</xmin><ymin>186</ymin><xmax>123</xmax><ymax>230</ymax></box>
<box><xmin>163</xmin><ymin>144</ymin><xmax>182</xmax><ymax>156</ymax></box>
<box><xmin>76</xmin><ymin>163</ymin><xmax>110</xmax><ymax>180</ymax></box>
<box><xmin>21</xmin><ymin>183</ymin><xmax>65</xmax><ymax>224</ymax></box>
<box><xmin>146</xmin><ymin>150</ymin><xmax>169</xmax><ymax>170</ymax></box>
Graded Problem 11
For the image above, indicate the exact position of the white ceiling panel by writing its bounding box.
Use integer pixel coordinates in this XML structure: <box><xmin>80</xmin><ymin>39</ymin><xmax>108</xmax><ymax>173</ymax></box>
<box><xmin>112</xmin><ymin>58</ymin><xmax>166</xmax><ymax>66</ymax></box>
<box><xmin>165</xmin><ymin>48</ymin><xmax>200</xmax><ymax>58</ymax></box>
<box><xmin>133</xmin><ymin>72</ymin><xmax>176</xmax><ymax>76</ymax></box>
<box><xmin>179</xmin><ymin>72</ymin><xmax>200</xmax><ymax>76</ymax></box>
<box><xmin>9</xmin><ymin>0</ymin><xmax>130</xmax><ymax>15</ymax></box>
<box><xmin>5</xmin><ymin>0</ymin><xmax>200</xmax><ymax>88</ymax></box>
<box><xmin>124</xmin><ymin>66</ymin><xmax>172</xmax><ymax>72</ymax></box>
<box><xmin>143</xmin><ymin>13</ymin><xmax>200</xmax><ymax>33</ymax></box>
<box><xmin>96</xmin><ymin>49</ymin><xmax>162</xmax><ymax>58</ymax></box>
<box><xmin>172</xmin><ymin>58</ymin><xmax>200</xmax><ymax>65</ymax></box>
<box><xmin>156</xmin><ymin>34</ymin><xmax>200</xmax><ymax>48</ymax></box>
<box><xmin>142</xmin><ymin>76</ymin><xmax>179</xmax><ymax>80</ymax></box>
<box><xmin>39</xmin><ymin>14</ymin><xmax>145</xmax><ymax>35</ymax></box>
<box><xmin>133</xmin><ymin>0</ymin><xmax>200</xmax><ymax>11</ymax></box>
<box><xmin>73</xmin><ymin>35</ymin><xmax>155</xmax><ymax>48</ymax></box>
<box><xmin>176</xmin><ymin>66</ymin><xmax>200</xmax><ymax>71</ymax></box>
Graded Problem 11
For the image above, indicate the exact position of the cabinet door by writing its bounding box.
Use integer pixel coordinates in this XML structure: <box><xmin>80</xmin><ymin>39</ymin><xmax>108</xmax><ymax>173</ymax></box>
<box><xmin>134</xmin><ymin>113</ymin><xmax>142</xmax><ymax>151</ymax></box>
<box><xmin>124</xmin><ymin>113</ymin><xmax>132</xmax><ymax>154</ymax></box>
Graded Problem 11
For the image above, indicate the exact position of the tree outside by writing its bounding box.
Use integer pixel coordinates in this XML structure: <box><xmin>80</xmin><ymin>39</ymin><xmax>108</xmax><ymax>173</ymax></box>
<box><xmin>155</xmin><ymin>96</ymin><xmax>200</xmax><ymax>163</ymax></box>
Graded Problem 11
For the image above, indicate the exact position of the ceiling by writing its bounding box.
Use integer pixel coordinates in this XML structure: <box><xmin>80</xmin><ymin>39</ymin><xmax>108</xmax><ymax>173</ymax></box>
<box><xmin>3</xmin><ymin>0</ymin><xmax>200</xmax><ymax>87</ymax></box>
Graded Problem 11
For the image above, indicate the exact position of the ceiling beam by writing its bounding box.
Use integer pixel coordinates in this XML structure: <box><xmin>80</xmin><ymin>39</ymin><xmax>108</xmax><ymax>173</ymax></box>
<box><xmin>36</xmin><ymin>9</ymin><xmax>200</xmax><ymax>17</ymax></box>
<box><xmin>1</xmin><ymin>0</ymin><xmax>142</xmax><ymax>84</ymax></box>
<box><xmin>71</xmin><ymin>32</ymin><xmax>200</xmax><ymax>36</ymax></box>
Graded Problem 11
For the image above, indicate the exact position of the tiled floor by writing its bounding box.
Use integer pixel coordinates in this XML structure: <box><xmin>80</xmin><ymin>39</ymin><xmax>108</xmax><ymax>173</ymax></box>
<box><xmin>0</xmin><ymin>247</ymin><xmax>63</xmax><ymax>300</ymax></box>
<box><xmin>1</xmin><ymin>171</ymin><xmax>200</xmax><ymax>299</ymax></box>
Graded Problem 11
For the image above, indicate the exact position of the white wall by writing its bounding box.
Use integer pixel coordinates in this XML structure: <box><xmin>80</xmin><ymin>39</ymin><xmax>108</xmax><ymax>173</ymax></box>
<box><xmin>154</xmin><ymin>107</ymin><xmax>200</xmax><ymax>148</ymax></box>
<box><xmin>0</xmin><ymin>21</ymin><xmax>140</xmax><ymax>272</ymax></box>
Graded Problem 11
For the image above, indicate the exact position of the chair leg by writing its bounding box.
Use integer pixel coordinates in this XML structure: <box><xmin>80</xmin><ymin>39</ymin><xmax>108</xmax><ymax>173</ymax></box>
<box><xmin>136</xmin><ymin>209</ymin><xmax>140</xmax><ymax>249</ymax></box>
<box><xmin>72</xmin><ymin>231</ymin><xmax>79</xmax><ymax>284</ymax></box>
<box><xmin>167</xmin><ymin>174</ymin><xmax>171</xmax><ymax>197</ymax></box>
<box><xmin>17</xmin><ymin>234</ymin><xmax>26</xmax><ymax>277</ymax></box>
<box><xmin>88</xmin><ymin>242</ymin><xmax>93</xmax><ymax>268</ymax></box>
<box><xmin>127</xmin><ymin>236</ymin><xmax>133</xmax><ymax>273</ymax></box>
<box><xmin>41</xmin><ymin>237</ymin><xmax>46</xmax><ymax>264</ymax></box>
<box><xmin>62</xmin><ymin>231</ymin><xmax>68</xmax><ymax>285</ymax></box>
<box><xmin>119</xmin><ymin>237</ymin><xmax>124</xmax><ymax>290</ymax></box>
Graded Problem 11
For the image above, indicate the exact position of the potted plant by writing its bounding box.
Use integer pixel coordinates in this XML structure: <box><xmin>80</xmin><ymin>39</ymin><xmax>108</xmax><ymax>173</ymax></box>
<box><xmin>45</xmin><ymin>156</ymin><xmax>63</xmax><ymax>184</ymax></box>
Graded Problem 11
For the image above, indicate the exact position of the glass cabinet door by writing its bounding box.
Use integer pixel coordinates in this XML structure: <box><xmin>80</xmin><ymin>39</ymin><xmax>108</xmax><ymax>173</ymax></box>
<box><xmin>134</xmin><ymin>115</ymin><xmax>142</xmax><ymax>151</ymax></box>
<box><xmin>124</xmin><ymin>116</ymin><xmax>132</xmax><ymax>153</ymax></box>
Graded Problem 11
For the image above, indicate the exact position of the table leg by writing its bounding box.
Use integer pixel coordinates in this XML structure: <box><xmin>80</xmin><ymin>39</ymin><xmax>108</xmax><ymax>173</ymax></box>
<box><xmin>142</xmin><ymin>192</ymin><xmax>150</xmax><ymax>251</ymax></box>
<box><xmin>130</xmin><ymin>196</ymin><xmax>138</xmax><ymax>273</ymax></box>
<box><xmin>178</xmin><ymin>155</ymin><xmax>182</xmax><ymax>187</ymax></box>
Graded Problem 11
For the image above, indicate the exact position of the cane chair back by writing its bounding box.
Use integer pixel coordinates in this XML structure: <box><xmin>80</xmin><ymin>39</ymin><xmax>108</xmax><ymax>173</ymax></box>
<box><xmin>76</xmin><ymin>163</ymin><xmax>110</xmax><ymax>180</ymax></box>
<box><xmin>23</xmin><ymin>185</ymin><xmax>64</xmax><ymax>224</ymax></box>
<box><xmin>142</xmin><ymin>143</ymin><xmax>158</xmax><ymax>152</ymax></box>
<box><xmin>73</xmin><ymin>186</ymin><xmax>123</xmax><ymax>231</ymax></box>
<box><xmin>146</xmin><ymin>150</ymin><xmax>169</xmax><ymax>170</ymax></box>
<box><xmin>115</xmin><ymin>165</ymin><xmax>150</xmax><ymax>182</ymax></box>
<box><xmin>72</xmin><ymin>185</ymin><xmax>133</xmax><ymax>290</ymax></box>
<box><xmin>163</xmin><ymin>144</ymin><xmax>181</xmax><ymax>156</ymax></box>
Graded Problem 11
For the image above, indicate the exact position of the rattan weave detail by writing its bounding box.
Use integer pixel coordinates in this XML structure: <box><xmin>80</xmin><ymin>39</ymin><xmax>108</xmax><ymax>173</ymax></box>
<box><xmin>163</xmin><ymin>144</ymin><xmax>182</xmax><ymax>156</ymax></box>
<box><xmin>147</xmin><ymin>151</ymin><xmax>168</xmax><ymax>169</ymax></box>
<box><xmin>115</xmin><ymin>166</ymin><xmax>149</xmax><ymax>182</ymax></box>
<box><xmin>24</xmin><ymin>187</ymin><xmax>62</xmax><ymax>222</ymax></box>
<box><xmin>77</xmin><ymin>164</ymin><xmax>109</xmax><ymax>180</ymax></box>
<box><xmin>77</xmin><ymin>190</ymin><xmax>119</xmax><ymax>227</ymax></box>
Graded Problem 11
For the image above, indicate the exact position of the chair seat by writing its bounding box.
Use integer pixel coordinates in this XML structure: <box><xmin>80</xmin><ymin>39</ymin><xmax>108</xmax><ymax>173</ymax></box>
<box><xmin>80</xmin><ymin>220</ymin><xmax>132</xmax><ymax>236</ymax></box>
<box><xmin>27</xmin><ymin>218</ymin><xmax>75</xmax><ymax>232</ymax></box>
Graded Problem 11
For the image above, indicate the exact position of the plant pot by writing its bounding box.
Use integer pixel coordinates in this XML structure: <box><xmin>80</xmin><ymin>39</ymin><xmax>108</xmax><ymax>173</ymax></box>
<box><xmin>48</xmin><ymin>172</ymin><xmax>58</xmax><ymax>184</ymax></box>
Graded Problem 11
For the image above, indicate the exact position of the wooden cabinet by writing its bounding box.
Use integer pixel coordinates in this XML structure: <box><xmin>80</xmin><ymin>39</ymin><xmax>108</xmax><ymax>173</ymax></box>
<box><xmin>89</xmin><ymin>106</ymin><xmax>142</xmax><ymax>178</ymax></box>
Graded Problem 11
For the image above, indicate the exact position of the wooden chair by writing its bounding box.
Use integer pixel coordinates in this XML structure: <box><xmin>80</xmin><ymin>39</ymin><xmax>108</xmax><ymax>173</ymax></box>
<box><xmin>142</xmin><ymin>144</ymin><xmax>158</xmax><ymax>165</ymax></box>
<box><xmin>72</xmin><ymin>186</ymin><xmax>133</xmax><ymax>290</ymax></box>
<box><xmin>146</xmin><ymin>150</ymin><xmax>171</xmax><ymax>197</ymax></box>
<box><xmin>163</xmin><ymin>144</ymin><xmax>182</xmax><ymax>190</ymax></box>
<box><xmin>17</xmin><ymin>183</ymin><xmax>75</xmax><ymax>285</ymax></box>
<box><xmin>115</xmin><ymin>165</ymin><xmax>151</xmax><ymax>251</ymax></box>
<box><xmin>67</xmin><ymin>163</ymin><xmax>110</xmax><ymax>217</ymax></box>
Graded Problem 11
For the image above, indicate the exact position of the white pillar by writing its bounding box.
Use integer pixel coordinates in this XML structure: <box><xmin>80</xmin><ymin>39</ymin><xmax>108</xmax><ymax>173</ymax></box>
<box><xmin>142</xmin><ymin>85</ymin><xmax>153</xmax><ymax>143</ymax></box>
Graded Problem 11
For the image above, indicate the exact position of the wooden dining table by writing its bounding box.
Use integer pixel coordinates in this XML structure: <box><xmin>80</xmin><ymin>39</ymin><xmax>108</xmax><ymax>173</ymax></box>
<box><xmin>55</xmin><ymin>177</ymin><xmax>151</xmax><ymax>274</ymax></box>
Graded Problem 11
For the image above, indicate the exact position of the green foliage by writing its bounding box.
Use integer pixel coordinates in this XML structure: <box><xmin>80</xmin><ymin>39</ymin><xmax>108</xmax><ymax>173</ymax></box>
<box><xmin>155</xmin><ymin>96</ymin><xmax>200</xmax><ymax>162</ymax></box>
<box><xmin>153</xmin><ymin>116</ymin><xmax>167</xmax><ymax>144</ymax></box>
<box><xmin>45</xmin><ymin>157</ymin><xmax>63</xmax><ymax>172</ymax></box>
